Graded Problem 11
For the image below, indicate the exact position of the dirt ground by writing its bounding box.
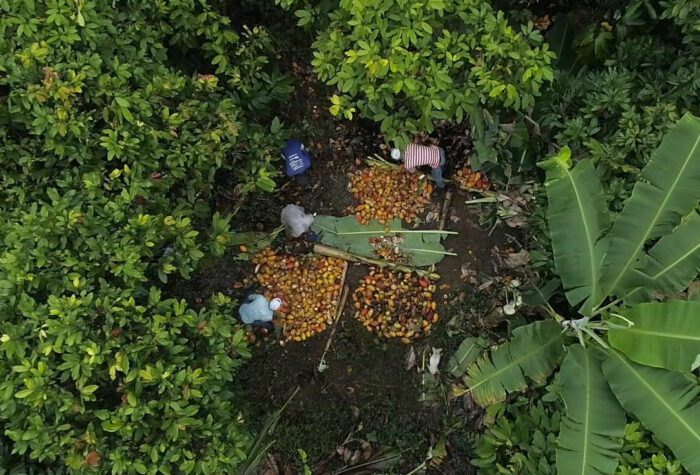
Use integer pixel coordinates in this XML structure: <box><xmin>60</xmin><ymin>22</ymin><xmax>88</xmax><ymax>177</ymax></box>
<box><xmin>184</xmin><ymin>163</ymin><xmax>521</xmax><ymax>474</ymax></box>
<box><xmin>178</xmin><ymin>62</ymin><xmax>529</xmax><ymax>474</ymax></box>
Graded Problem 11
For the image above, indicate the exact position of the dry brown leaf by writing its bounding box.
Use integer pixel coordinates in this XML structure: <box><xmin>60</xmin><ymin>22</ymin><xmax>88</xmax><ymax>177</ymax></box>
<box><xmin>460</xmin><ymin>264</ymin><xmax>478</xmax><ymax>284</ymax></box>
<box><xmin>260</xmin><ymin>454</ymin><xmax>280</xmax><ymax>475</ymax></box>
<box><xmin>504</xmin><ymin>249</ymin><xmax>530</xmax><ymax>268</ymax></box>
<box><xmin>361</xmin><ymin>440</ymin><xmax>372</xmax><ymax>461</ymax></box>
<box><xmin>428</xmin><ymin>347</ymin><xmax>442</xmax><ymax>375</ymax></box>
<box><xmin>405</xmin><ymin>346</ymin><xmax>417</xmax><ymax>370</ymax></box>
<box><xmin>505</xmin><ymin>216</ymin><xmax>528</xmax><ymax>228</ymax></box>
<box><xmin>349</xmin><ymin>449</ymin><xmax>362</xmax><ymax>465</ymax></box>
<box><xmin>84</xmin><ymin>451</ymin><xmax>101</xmax><ymax>467</ymax></box>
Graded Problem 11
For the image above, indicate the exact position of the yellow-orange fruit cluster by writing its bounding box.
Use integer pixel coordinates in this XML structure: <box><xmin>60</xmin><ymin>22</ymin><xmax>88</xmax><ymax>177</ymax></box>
<box><xmin>253</xmin><ymin>248</ymin><xmax>345</xmax><ymax>343</ymax></box>
<box><xmin>454</xmin><ymin>167</ymin><xmax>492</xmax><ymax>191</ymax></box>
<box><xmin>352</xmin><ymin>268</ymin><xmax>439</xmax><ymax>343</ymax></box>
<box><xmin>348</xmin><ymin>167</ymin><xmax>433</xmax><ymax>224</ymax></box>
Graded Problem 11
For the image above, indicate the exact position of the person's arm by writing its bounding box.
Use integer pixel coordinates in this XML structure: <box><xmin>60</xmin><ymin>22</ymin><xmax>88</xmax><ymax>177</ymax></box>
<box><xmin>258</xmin><ymin>307</ymin><xmax>274</xmax><ymax>322</ymax></box>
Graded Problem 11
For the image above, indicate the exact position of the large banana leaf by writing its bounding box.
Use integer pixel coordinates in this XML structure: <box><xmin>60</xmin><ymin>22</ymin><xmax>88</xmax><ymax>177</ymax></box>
<box><xmin>447</xmin><ymin>336</ymin><xmax>490</xmax><ymax>377</ymax></box>
<box><xmin>624</xmin><ymin>211</ymin><xmax>700</xmax><ymax>304</ymax></box>
<box><xmin>464</xmin><ymin>320</ymin><xmax>565</xmax><ymax>406</ymax></box>
<box><xmin>600</xmin><ymin>113</ymin><xmax>700</xmax><ymax>301</ymax></box>
<box><xmin>312</xmin><ymin>215</ymin><xmax>451</xmax><ymax>267</ymax></box>
<box><xmin>556</xmin><ymin>345</ymin><xmax>624</xmax><ymax>475</ymax></box>
<box><xmin>537</xmin><ymin>148</ymin><xmax>610</xmax><ymax>316</ymax></box>
<box><xmin>608</xmin><ymin>301</ymin><xmax>700</xmax><ymax>372</ymax></box>
<box><xmin>603</xmin><ymin>352</ymin><xmax>700</xmax><ymax>474</ymax></box>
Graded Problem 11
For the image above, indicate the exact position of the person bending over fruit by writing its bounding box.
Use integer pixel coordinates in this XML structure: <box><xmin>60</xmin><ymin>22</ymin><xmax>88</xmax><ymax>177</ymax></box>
<box><xmin>390</xmin><ymin>143</ymin><xmax>446</xmax><ymax>189</ymax></box>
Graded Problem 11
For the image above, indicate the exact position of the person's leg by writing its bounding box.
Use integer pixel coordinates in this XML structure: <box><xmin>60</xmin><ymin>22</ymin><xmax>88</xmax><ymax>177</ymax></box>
<box><xmin>250</xmin><ymin>320</ymin><xmax>275</xmax><ymax>330</ymax></box>
<box><xmin>432</xmin><ymin>148</ymin><xmax>446</xmax><ymax>189</ymax></box>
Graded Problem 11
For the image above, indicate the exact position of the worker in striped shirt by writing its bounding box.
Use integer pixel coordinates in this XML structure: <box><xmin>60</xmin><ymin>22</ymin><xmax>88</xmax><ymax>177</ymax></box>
<box><xmin>390</xmin><ymin>144</ymin><xmax>446</xmax><ymax>189</ymax></box>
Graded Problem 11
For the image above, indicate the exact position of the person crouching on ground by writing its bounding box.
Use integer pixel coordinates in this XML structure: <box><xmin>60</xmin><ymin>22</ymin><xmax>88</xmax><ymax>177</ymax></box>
<box><xmin>239</xmin><ymin>294</ymin><xmax>282</xmax><ymax>329</ymax></box>
<box><xmin>390</xmin><ymin>143</ymin><xmax>446</xmax><ymax>189</ymax></box>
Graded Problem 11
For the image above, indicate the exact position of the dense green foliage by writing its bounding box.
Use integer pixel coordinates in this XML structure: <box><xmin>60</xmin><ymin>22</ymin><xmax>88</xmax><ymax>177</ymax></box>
<box><xmin>535</xmin><ymin>1</ymin><xmax>700</xmax><ymax>210</ymax></box>
<box><xmin>527</xmin><ymin>0</ymin><xmax>700</xmax><ymax>276</ymax></box>
<box><xmin>310</xmin><ymin>0</ymin><xmax>555</xmax><ymax>147</ymax></box>
<box><xmin>460</xmin><ymin>116</ymin><xmax>700</xmax><ymax>474</ymax></box>
<box><xmin>4</xmin><ymin>0</ymin><xmax>700</xmax><ymax>472</ymax></box>
<box><xmin>472</xmin><ymin>392</ymin><xmax>686</xmax><ymax>475</ymax></box>
<box><xmin>0</xmin><ymin>0</ymin><xmax>289</xmax><ymax>472</ymax></box>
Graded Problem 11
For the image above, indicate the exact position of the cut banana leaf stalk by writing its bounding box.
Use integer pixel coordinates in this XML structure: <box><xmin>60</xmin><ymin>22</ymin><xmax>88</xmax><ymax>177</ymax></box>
<box><xmin>366</xmin><ymin>154</ymin><xmax>400</xmax><ymax>169</ymax></box>
<box><xmin>465</xmin><ymin>196</ymin><xmax>498</xmax><ymax>205</ymax></box>
<box><xmin>314</xmin><ymin>244</ymin><xmax>441</xmax><ymax>280</ymax></box>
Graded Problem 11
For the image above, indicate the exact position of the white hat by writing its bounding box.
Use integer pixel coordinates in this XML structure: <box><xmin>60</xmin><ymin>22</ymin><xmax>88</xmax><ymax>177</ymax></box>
<box><xmin>269</xmin><ymin>298</ymin><xmax>282</xmax><ymax>311</ymax></box>
<box><xmin>390</xmin><ymin>148</ymin><xmax>401</xmax><ymax>160</ymax></box>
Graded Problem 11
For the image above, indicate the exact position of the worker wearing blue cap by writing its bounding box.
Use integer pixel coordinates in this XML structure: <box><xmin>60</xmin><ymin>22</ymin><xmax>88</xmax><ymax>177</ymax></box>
<box><xmin>282</xmin><ymin>139</ymin><xmax>312</xmax><ymax>186</ymax></box>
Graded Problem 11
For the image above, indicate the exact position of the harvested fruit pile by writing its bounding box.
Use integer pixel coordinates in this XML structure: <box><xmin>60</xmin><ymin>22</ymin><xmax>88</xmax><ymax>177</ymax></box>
<box><xmin>352</xmin><ymin>267</ymin><xmax>438</xmax><ymax>344</ymax></box>
<box><xmin>252</xmin><ymin>248</ymin><xmax>346</xmax><ymax>343</ymax></box>
<box><xmin>454</xmin><ymin>166</ymin><xmax>492</xmax><ymax>191</ymax></box>
<box><xmin>368</xmin><ymin>235</ymin><xmax>409</xmax><ymax>263</ymax></box>
<box><xmin>348</xmin><ymin>166</ymin><xmax>433</xmax><ymax>224</ymax></box>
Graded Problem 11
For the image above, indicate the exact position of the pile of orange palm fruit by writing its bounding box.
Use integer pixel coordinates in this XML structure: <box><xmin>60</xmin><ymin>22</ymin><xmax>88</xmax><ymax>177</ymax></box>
<box><xmin>453</xmin><ymin>166</ymin><xmax>492</xmax><ymax>191</ymax></box>
<box><xmin>252</xmin><ymin>248</ymin><xmax>345</xmax><ymax>343</ymax></box>
<box><xmin>348</xmin><ymin>167</ymin><xmax>433</xmax><ymax>224</ymax></box>
<box><xmin>352</xmin><ymin>267</ymin><xmax>439</xmax><ymax>344</ymax></box>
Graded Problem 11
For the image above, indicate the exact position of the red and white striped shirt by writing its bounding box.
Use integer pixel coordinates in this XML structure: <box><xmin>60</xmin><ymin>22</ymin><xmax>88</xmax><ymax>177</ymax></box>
<box><xmin>403</xmin><ymin>144</ymin><xmax>441</xmax><ymax>170</ymax></box>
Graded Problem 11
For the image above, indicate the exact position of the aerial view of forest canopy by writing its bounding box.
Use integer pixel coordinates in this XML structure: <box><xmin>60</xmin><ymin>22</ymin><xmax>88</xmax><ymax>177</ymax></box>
<box><xmin>2</xmin><ymin>0</ymin><xmax>700</xmax><ymax>474</ymax></box>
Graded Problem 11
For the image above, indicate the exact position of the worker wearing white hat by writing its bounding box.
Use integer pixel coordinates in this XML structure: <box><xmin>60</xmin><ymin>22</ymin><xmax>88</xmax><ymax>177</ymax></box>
<box><xmin>390</xmin><ymin>144</ymin><xmax>446</xmax><ymax>189</ymax></box>
<box><xmin>239</xmin><ymin>294</ymin><xmax>282</xmax><ymax>328</ymax></box>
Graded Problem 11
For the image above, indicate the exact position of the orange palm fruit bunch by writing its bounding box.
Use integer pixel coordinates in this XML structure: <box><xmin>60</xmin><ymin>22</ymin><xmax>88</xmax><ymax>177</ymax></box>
<box><xmin>454</xmin><ymin>166</ymin><xmax>492</xmax><ymax>191</ymax></box>
<box><xmin>347</xmin><ymin>167</ymin><xmax>433</xmax><ymax>224</ymax></box>
<box><xmin>352</xmin><ymin>267</ymin><xmax>439</xmax><ymax>343</ymax></box>
<box><xmin>252</xmin><ymin>248</ymin><xmax>345</xmax><ymax>343</ymax></box>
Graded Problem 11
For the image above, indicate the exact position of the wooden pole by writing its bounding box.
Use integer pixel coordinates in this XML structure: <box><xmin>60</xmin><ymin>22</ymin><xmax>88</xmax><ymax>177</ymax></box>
<box><xmin>331</xmin><ymin>261</ymin><xmax>349</xmax><ymax>324</ymax></box>
<box><xmin>313</xmin><ymin>243</ymin><xmax>441</xmax><ymax>280</ymax></box>
<box><xmin>438</xmin><ymin>190</ymin><xmax>453</xmax><ymax>232</ymax></box>
<box><xmin>317</xmin><ymin>284</ymin><xmax>350</xmax><ymax>373</ymax></box>
<box><xmin>430</xmin><ymin>190</ymin><xmax>454</xmax><ymax>274</ymax></box>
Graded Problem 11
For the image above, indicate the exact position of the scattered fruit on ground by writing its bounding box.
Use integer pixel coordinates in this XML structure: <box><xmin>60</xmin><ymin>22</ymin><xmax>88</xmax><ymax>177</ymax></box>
<box><xmin>368</xmin><ymin>235</ymin><xmax>409</xmax><ymax>263</ymax></box>
<box><xmin>352</xmin><ymin>267</ymin><xmax>439</xmax><ymax>343</ymax></box>
<box><xmin>252</xmin><ymin>248</ymin><xmax>345</xmax><ymax>343</ymax></box>
<box><xmin>453</xmin><ymin>166</ymin><xmax>492</xmax><ymax>191</ymax></box>
<box><xmin>348</xmin><ymin>167</ymin><xmax>433</xmax><ymax>224</ymax></box>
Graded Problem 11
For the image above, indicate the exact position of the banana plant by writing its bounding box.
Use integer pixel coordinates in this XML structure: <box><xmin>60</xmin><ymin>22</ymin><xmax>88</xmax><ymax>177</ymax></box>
<box><xmin>456</xmin><ymin>113</ymin><xmax>700</xmax><ymax>475</ymax></box>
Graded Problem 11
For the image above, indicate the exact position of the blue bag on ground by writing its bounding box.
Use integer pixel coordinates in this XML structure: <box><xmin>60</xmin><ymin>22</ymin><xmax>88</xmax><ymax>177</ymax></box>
<box><xmin>282</xmin><ymin>139</ymin><xmax>312</xmax><ymax>177</ymax></box>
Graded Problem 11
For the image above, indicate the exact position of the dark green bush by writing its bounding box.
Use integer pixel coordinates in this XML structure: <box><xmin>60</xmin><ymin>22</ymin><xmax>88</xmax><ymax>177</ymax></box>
<box><xmin>534</xmin><ymin>1</ymin><xmax>700</xmax><ymax>211</ymax></box>
<box><xmin>310</xmin><ymin>0</ymin><xmax>555</xmax><ymax>147</ymax></box>
<box><xmin>0</xmin><ymin>0</ymin><xmax>288</xmax><ymax>472</ymax></box>
<box><xmin>472</xmin><ymin>392</ymin><xmax>686</xmax><ymax>475</ymax></box>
